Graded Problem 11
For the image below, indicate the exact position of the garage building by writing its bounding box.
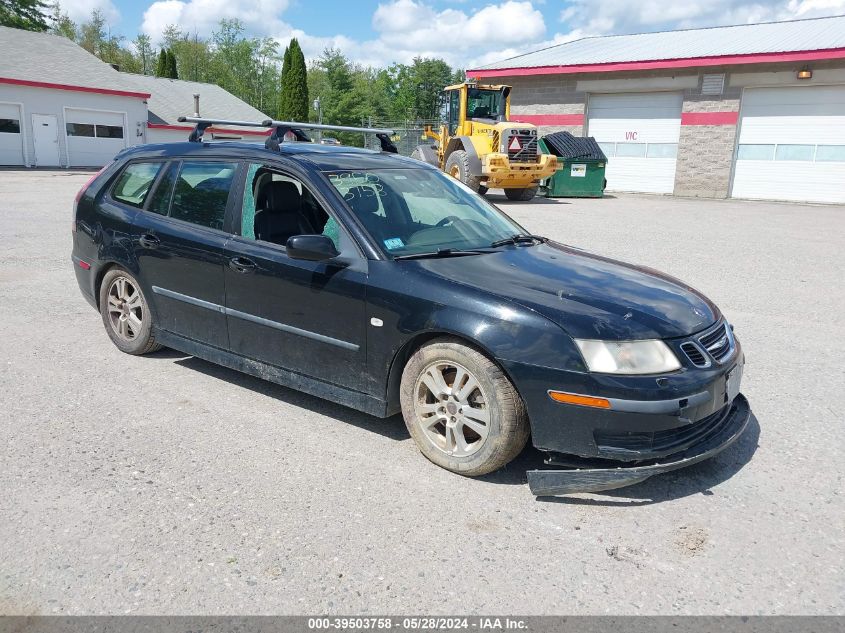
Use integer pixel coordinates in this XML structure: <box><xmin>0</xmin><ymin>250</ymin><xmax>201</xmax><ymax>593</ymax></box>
<box><xmin>468</xmin><ymin>15</ymin><xmax>845</xmax><ymax>204</ymax></box>
<box><xmin>0</xmin><ymin>26</ymin><xmax>268</xmax><ymax>168</ymax></box>
<box><xmin>0</xmin><ymin>26</ymin><xmax>149</xmax><ymax>168</ymax></box>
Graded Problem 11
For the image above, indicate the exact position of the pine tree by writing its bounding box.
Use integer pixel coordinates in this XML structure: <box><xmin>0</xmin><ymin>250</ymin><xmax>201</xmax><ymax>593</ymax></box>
<box><xmin>0</xmin><ymin>0</ymin><xmax>49</xmax><ymax>31</ymax></box>
<box><xmin>155</xmin><ymin>49</ymin><xmax>167</xmax><ymax>77</ymax></box>
<box><xmin>166</xmin><ymin>48</ymin><xmax>178</xmax><ymax>79</ymax></box>
<box><xmin>286</xmin><ymin>38</ymin><xmax>308</xmax><ymax>122</ymax></box>
<box><xmin>277</xmin><ymin>44</ymin><xmax>291</xmax><ymax>120</ymax></box>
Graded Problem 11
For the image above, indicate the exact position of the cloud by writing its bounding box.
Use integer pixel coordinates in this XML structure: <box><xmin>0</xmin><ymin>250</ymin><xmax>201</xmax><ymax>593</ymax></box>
<box><xmin>142</xmin><ymin>0</ymin><xmax>290</xmax><ymax>44</ymax></box>
<box><xmin>135</xmin><ymin>0</ymin><xmax>845</xmax><ymax>69</ymax></box>
<box><xmin>56</xmin><ymin>0</ymin><xmax>121</xmax><ymax>25</ymax></box>
<box><xmin>557</xmin><ymin>0</ymin><xmax>845</xmax><ymax>38</ymax></box>
<box><xmin>371</xmin><ymin>0</ymin><xmax>546</xmax><ymax>59</ymax></box>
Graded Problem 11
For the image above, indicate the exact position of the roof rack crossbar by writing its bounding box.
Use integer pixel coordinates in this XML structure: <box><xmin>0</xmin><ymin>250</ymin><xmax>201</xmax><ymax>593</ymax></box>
<box><xmin>262</xmin><ymin>119</ymin><xmax>399</xmax><ymax>153</ymax></box>
<box><xmin>176</xmin><ymin>116</ymin><xmax>399</xmax><ymax>153</ymax></box>
<box><xmin>177</xmin><ymin>116</ymin><xmax>269</xmax><ymax>143</ymax></box>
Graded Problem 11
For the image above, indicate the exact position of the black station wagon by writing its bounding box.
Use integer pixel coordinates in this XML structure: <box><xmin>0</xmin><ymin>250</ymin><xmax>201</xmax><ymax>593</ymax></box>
<box><xmin>71</xmin><ymin>119</ymin><xmax>750</xmax><ymax>496</ymax></box>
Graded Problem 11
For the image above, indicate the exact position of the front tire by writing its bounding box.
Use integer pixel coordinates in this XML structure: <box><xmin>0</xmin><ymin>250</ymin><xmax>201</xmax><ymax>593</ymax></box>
<box><xmin>99</xmin><ymin>268</ymin><xmax>162</xmax><ymax>355</ymax></box>
<box><xmin>445</xmin><ymin>150</ymin><xmax>483</xmax><ymax>193</ymax></box>
<box><xmin>504</xmin><ymin>186</ymin><xmax>538</xmax><ymax>201</ymax></box>
<box><xmin>400</xmin><ymin>338</ymin><xmax>529</xmax><ymax>476</ymax></box>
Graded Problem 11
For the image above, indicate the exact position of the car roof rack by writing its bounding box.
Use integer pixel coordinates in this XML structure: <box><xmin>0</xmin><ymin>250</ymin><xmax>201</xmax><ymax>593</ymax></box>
<box><xmin>177</xmin><ymin>116</ymin><xmax>399</xmax><ymax>153</ymax></box>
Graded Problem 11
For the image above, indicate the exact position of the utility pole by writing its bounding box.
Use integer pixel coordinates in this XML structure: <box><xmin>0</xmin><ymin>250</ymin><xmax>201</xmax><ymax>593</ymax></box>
<box><xmin>313</xmin><ymin>97</ymin><xmax>322</xmax><ymax>142</ymax></box>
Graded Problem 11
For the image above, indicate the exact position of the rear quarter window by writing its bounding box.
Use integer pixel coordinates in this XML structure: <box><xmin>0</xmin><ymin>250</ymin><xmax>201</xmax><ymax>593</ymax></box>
<box><xmin>111</xmin><ymin>162</ymin><xmax>163</xmax><ymax>208</ymax></box>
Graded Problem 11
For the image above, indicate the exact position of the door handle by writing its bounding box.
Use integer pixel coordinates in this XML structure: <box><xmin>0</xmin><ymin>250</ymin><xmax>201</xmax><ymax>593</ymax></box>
<box><xmin>139</xmin><ymin>233</ymin><xmax>160</xmax><ymax>249</ymax></box>
<box><xmin>229</xmin><ymin>256</ymin><xmax>257</xmax><ymax>273</ymax></box>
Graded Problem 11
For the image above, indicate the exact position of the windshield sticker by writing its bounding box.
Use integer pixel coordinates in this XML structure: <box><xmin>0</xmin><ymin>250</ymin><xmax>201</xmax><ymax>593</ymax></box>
<box><xmin>383</xmin><ymin>237</ymin><xmax>404</xmax><ymax>250</ymax></box>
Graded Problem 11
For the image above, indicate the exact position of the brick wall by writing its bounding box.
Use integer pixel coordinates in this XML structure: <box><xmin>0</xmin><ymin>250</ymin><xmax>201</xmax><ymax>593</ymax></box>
<box><xmin>488</xmin><ymin>75</ymin><xmax>587</xmax><ymax>136</ymax></box>
<box><xmin>673</xmin><ymin>81</ymin><xmax>742</xmax><ymax>198</ymax></box>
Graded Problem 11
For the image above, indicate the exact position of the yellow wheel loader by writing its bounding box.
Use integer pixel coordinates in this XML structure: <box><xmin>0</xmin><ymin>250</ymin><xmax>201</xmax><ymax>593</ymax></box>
<box><xmin>411</xmin><ymin>80</ymin><xmax>557</xmax><ymax>201</ymax></box>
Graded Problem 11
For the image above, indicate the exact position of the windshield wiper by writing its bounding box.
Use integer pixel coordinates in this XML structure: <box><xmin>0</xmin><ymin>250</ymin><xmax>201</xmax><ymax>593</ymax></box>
<box><xmin>490</xmin><ymin>234</ymin><xmax>547</xmax><ymax>248</ymax></box>
<box><xmin>393</xmin><ymin>248</ymin><xmax>493</xmax><ymax>260</ymax></box>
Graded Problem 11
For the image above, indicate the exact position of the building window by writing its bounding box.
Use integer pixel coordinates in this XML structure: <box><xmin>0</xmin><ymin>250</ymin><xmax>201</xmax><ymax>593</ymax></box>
<box><xmin>615</xmin><ymin>143</ymin><xmax>647</xmax><ymax>158</ymax></box>
<box><xmin>738</xmin><ymin>144</ymin><xmax>844</xmax><ymax>163</ymax></box>
<box><xmin>0</xmin><ymin>118</ymin><xmax>20</xmax><ymax>133</ymax></box>
<box><xmin>774</xmin><ymin>144</ymin><xmax>815</xmax><ymax>161</ymax></box>
<box><xmin>96</xmin><ymin>124</ymin><xmax>124</xmax><ymax>138</ymax></box>
<box><xmin>736</xmin><ymin>144</ymin><xmax>776</xmax><ymax>161</ymax></box>
<box><xmin>646</xmin><ymin>143</ymin><xmax>678</xmax><ymax>158</ymax></box>
<box><xmin>815</xmin><ymin>145</ymin><xmax>845</xmax><ymax>162</ymax></box>
<box><xmin>66</xmin><ymin>123</ymin><xmax>95</xmax><ymax>137</ymax></box>
<box><xmin>67</xmin><ymin>122</ymin><xmax>124</xmax><ymax>138</ymax></box>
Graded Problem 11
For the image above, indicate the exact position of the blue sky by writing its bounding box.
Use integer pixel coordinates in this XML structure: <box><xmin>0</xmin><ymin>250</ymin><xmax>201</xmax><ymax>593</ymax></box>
<box><xmin>55</xmin><ymin>0</ymin><xmax>845</xmax><ymax>68</ymax></box>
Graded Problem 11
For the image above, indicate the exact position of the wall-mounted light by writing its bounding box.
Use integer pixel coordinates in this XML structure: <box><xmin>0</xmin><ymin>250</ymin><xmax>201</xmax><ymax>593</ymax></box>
<box><xmin>797</xmin><ymin>68</ymin><xmax>813</xmax><ymax>80</ymax></box>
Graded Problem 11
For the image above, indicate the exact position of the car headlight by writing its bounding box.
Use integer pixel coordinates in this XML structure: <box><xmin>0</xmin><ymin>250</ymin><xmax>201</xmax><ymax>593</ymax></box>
<box><xmin>574</xmin><ymin>339</ymin><xmax>681</xmax><ymax>374</ymax></box>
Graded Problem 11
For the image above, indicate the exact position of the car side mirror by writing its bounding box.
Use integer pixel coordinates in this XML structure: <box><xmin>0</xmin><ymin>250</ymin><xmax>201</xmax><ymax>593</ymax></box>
<box><xmin>285</xmin><ymin>234</ymin><xmax>340</xmax><ymax>262</ymax></box>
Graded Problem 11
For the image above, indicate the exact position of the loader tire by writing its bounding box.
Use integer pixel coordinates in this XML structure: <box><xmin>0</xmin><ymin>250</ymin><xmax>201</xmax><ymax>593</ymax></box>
<box><xmin>445</xmin><ymin>150</ymin><xmax>483</xmax><ymax>193</ymax></box>
<box><xmin>504</xmin><ymin>186</ymin><xmax>538</xmax><ymax>201</ymax></box>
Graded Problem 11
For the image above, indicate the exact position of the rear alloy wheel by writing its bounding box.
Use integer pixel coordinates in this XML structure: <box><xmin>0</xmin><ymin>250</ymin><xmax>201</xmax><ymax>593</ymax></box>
<box><xmin>444</xmin><ymin>150</ymin><xmax>483</xmax><ymax>193</ymax></box>
<box><xmin>99</xmin><ymin>268</ymin><xmax>162</xmax><ymax>355</ymax></box>
<box><xmin>504</xmin><ymin>186</ymin><xmax>538</xmax><ymax>201</ymax></box>
<box><xmin>400</xmin><ymin>338</ymin><xmax>529</xmax><ymax>476</ymax></box>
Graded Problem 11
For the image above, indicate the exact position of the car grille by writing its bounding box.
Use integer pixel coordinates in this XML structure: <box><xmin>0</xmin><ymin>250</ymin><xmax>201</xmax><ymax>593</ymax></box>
<box><xmin>507</xmin><ymin>130</ymin><xmax>538</xmax><ymax>163</ymax></box>
<box><xmin>595</xmin><ymin>404</ymin><xmax>730</xmax><ymax>457</ymax></box>
<box><xmin>680</xmin><ymin>321</ymin><xmax>734</xmax><ymax>367</ymax></box>
<box><xmin>700</xmin><ymin>323</ymin><xmax>732</xmax><ymax>362</ymax></box>
<box><xmin>680</xmin><ymin>342</ymin><xmax>707</xmax><ymax>367</ymax></box>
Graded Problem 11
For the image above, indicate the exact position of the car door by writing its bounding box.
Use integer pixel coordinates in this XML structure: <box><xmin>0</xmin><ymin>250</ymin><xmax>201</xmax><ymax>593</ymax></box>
<box><xmin>223</xmin><ymin>161</ymin><xmax>370</xmax><ymax>393</ymax></box>
<box><xmin>130</xmin><ymin>158</ymin><xmax>241</xmax><ymax>350</ymax></box>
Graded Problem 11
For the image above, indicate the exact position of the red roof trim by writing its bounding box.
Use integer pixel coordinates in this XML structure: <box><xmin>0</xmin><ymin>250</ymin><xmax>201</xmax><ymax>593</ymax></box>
<box><xmin>681</xmin><ymin>111</ymin><xmax>739</xmax><ymax>126</ymax></box>
<box><xmin>0</xmin><ymin>76</ymin><xmax>150</xmax><ymax>99</ymax></box>
<box><xmin>147</xmin><ymin>123</ymin><xmax>271</xmax><ymax>136</ymax></box>
<box><xmin>509</xmin><ymin>114</ymin><xmax>584</xmax><ymax>126</ymax></box>
<box><xmin>468</xmin><ymin>47</ymin><xmax>845</xmax><ymax>77</ymax></box>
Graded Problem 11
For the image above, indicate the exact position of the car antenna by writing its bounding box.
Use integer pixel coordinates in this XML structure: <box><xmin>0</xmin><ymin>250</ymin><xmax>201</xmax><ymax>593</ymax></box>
<box><xmin>177</xmin><ymin>116</ymin><xmax>399</xmax><ymax>154</ymax></box>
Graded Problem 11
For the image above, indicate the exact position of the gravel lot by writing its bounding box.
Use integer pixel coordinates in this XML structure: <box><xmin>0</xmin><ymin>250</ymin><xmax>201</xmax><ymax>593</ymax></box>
<box><xmin>0</xmin><ymin>169</ymin><xmax>842</xmax><ymax>615</ymax></box>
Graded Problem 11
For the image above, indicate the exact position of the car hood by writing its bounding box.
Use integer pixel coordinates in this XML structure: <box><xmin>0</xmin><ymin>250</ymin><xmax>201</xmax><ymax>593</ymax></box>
<box><xmin>412</xmin><ymin>242</ymin><xmax>720</xmax><ymax>340</ymax></box>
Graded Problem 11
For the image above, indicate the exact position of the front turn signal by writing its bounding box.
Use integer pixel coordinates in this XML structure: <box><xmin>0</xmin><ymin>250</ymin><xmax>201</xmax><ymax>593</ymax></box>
<box><xmin>548</xmin><ymin>391</ymin><xmax>611</xmax><ymax>409</ymax></box>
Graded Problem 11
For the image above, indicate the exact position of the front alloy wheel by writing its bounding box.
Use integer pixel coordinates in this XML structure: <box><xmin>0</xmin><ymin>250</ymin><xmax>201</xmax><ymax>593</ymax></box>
<box><xmin>414</xmin><ymin>361</ymin><xmax>490</xmax><ymax>457</ymax></box>
<box><xmin>400</xmin><ymin>338</ymin><xmax>529</xmax><ymax>476</ymax></box>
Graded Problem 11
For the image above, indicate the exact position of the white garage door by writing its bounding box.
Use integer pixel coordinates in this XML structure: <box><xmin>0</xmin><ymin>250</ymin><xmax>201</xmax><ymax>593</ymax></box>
<box><xmin>65</xmin><ymin>108</ymin><xmax>126</xmax><ymax>167</ymax></box>
<box><xmin>587</xmin><ymin>92</ymin><xmax>682</xmax><ymax>194</ymax></box>
<box><xmin>732</xmin><ymin>85</ymin><xmax>845</xmax><ymax>204</ymax></box>
<box><xmin>0</xmin><ymin>103</ymin><xmax>25</xmax><ymax>165</ymax></box>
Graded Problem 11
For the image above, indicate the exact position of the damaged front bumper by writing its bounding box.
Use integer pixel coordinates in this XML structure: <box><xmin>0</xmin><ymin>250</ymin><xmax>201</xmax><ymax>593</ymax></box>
<box><xmin>527</xmin><ymin>393</ymin><xmax>751</xmax><ymax>496</ymax></box>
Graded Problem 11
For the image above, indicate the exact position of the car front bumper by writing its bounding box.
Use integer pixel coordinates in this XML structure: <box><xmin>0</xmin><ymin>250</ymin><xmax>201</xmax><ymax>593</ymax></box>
<box><xmin>526</xmin><ymin>393</ymin><xmax>750</xmax><ymax>495</ymax></box>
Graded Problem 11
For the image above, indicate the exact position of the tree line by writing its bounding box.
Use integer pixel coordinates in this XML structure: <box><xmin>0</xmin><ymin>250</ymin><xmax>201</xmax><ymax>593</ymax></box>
<box><xmin>1</xmin><ymin>1</ymin><xmax>464</xmax><ymax>145</ymax></box>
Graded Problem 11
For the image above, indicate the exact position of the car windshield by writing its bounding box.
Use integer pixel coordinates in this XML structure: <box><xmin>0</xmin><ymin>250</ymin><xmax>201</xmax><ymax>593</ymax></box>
<box><xmin>324</xmin><ymin>168</ymin><xmax>526</xmax><ymax>257</ymax></box>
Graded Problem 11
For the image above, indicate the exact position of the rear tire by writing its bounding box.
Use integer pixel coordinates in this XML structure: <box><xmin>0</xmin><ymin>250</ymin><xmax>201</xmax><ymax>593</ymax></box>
<box><xmin>400</xmin><ymin>338</ymin><xmax>529</xmax><ymax>476</ymax></box>
<box><xmin>99</xmin><ymin>268</ymin><xmax>162</xmax><ymax>355</ymax></box>
<box><xmin>504</xmin><ymin>186</ymin><xmax>538</xmax><ymax>201</ymax></box>
<box><xmin>445</xmin><ymin>150</ymin><xmax>483</xmax><ymax>193</ymax></box>
<box><xmin>477</xmin><ymin>185</ymin><xmax>489</xmax><ymax>196</ymax></box>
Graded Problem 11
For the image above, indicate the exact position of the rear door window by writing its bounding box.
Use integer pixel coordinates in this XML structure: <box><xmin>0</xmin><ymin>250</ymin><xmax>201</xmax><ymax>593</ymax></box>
<box><xmin>168</xmin><ymin>161</ymin><xmax>238</xmax><ymax>230</ymax></box>
<box><xmin>112</xmin><ymin>162</ymin><xmax>163</xmax><ymax>208</ymax></box>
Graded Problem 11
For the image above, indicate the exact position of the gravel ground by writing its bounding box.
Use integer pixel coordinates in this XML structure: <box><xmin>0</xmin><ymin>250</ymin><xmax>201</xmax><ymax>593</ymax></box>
<box><xmin>0</xmin><ymin>170</ymin><xmax>842</xmax><ymax>615</ymax></box>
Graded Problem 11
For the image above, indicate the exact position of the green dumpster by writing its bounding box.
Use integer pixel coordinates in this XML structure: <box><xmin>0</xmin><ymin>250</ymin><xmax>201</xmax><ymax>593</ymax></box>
<box><xmin>538</xmin><ymin>132</ymin><xmax>607</xmax><ymax>198</ymax></box>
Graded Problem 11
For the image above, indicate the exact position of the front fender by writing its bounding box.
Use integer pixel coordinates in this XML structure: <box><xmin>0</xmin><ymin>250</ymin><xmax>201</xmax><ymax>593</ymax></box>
<box><xmin>366</xmin><ymin>262</ymin><xmax>585</xmax><ymax>413</ymax></box>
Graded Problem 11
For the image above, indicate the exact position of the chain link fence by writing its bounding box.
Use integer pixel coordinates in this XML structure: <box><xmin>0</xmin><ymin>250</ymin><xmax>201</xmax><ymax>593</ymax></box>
<box><xmin>360</xmin><ymin>119</ymin><xmax>440</xmax><ymax>156</ymax></box>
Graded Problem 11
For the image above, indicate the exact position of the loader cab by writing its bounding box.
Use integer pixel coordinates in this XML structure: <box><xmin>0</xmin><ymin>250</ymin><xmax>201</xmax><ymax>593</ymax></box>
<box><xmin>439</xmin><ymin>83</ymin><xmax>512</xmax><ymax>135</ymax></box>
<box><xmin>438</xmin><ymin>89</ymin><xmax>461</xmax><ymax>135</ymax></box>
